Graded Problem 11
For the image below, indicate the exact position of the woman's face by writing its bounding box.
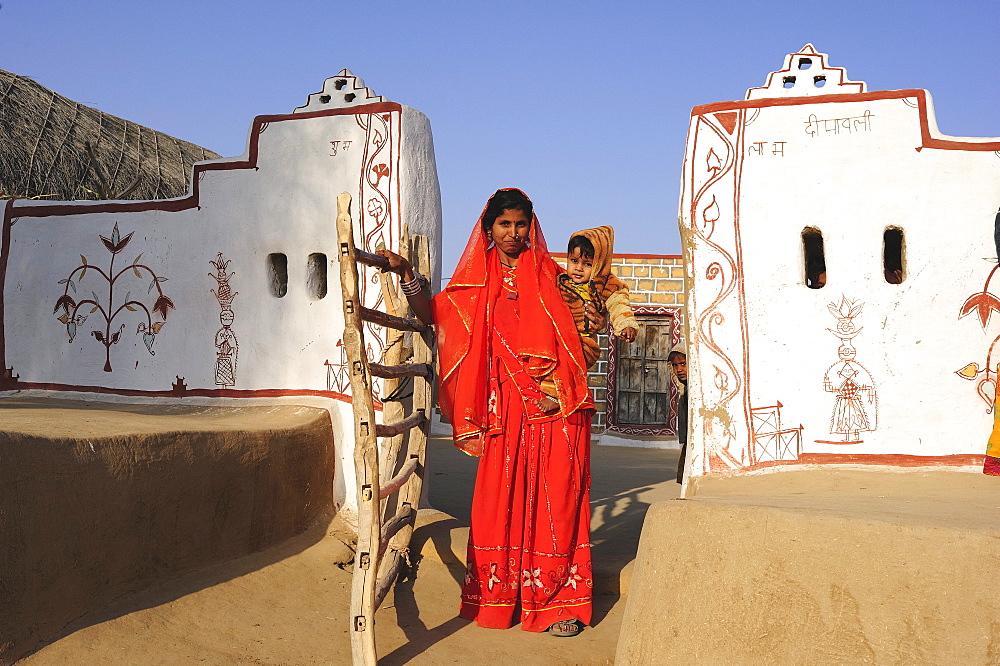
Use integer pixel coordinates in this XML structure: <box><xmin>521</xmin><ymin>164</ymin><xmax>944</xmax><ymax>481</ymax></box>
<box><xmin>489</xmin><ymin>208</ymin><xmax>530</xmax><ymax>259</ymax></box>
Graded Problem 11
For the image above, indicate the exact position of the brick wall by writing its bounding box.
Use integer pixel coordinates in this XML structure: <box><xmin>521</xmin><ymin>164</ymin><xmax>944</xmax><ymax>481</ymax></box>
<box><xmin>612</xmin><ymin>256</ymin><xmax>686</xmax><ymax>307</ymax></box>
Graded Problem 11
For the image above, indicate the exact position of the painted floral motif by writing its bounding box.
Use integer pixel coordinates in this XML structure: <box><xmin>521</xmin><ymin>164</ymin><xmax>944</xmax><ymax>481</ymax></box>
<box><xmin>322</xmin><ymin>110</ymin><xmax>402</xmax><ymax>402</ymax></box>
<box><xmin>366</xmin><ymin>197</ymin><xmax>384</xmax><ymax>222</ymax></box>
<box><xmin>959</xmin><ymin>263</ymin><xmax>1000</xmax><ymax>328</ymax></box>
<box><xmin>54</xmin><ymin>222</ymin><xmax>174</xmax><ymax>372</ymax></box>
<box><xmin>371</xmin><ymin>163</ymin><xmax>390</xmax><ymax>188</ymax></box>
<box><xmin>956</xmin><ymin>261</ymin><xmax>1000</xmax><ymax>410</ymax></box>
<box><xmin>686</xmin><ymin>111</ymin><xmax>747</xmax><ymax>472</ymax></box>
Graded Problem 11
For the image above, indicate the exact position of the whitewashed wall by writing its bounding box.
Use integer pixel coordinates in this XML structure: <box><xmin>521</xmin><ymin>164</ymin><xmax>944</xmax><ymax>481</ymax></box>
<box><xmin>1</xmin><ymin>70</ymin><xmax>442</xmax><ymax>524</ymax></box>
<box><xmin>680</xmin><ymin>46</ymin><xmax>1000</xmax><ymax>483</ymax></box>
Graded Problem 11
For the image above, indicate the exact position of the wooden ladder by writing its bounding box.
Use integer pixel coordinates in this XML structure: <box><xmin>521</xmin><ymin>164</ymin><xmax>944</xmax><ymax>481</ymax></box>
<box><xmin>335</xmin><ymin>192</ymin><xmax>436</xmax><ymax>666</ymax></box>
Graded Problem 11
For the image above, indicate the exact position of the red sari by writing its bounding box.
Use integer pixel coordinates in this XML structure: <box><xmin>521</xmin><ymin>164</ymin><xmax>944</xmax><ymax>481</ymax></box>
<box><xmin>433</xmin><ymin>192</ymin><xmax>594</xmax><ymax>631</ymax></box>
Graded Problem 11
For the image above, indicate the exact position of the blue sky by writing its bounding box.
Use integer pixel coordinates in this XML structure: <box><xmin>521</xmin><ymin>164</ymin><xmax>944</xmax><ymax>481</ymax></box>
<box><xmin>3</xmin><ymin>1</ymin><xmax>998</xmax><ymax>275</ymax></box>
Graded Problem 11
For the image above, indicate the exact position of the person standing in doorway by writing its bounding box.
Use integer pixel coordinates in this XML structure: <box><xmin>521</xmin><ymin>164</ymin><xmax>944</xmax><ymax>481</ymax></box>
<box><xmin>669</xmin><ymin>348</ymin><xmax>688</xmax><ymax>483</ymax></box>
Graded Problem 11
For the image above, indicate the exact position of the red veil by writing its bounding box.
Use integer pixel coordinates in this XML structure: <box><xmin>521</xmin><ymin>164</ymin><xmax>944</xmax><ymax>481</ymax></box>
<box><xmin>432</xmin><ymin>190</ymin><xmax>592</xmax><ymax>455</ymax></box>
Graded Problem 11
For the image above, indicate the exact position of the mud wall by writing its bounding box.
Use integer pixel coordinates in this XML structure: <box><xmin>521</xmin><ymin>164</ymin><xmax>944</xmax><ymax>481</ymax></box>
<box><xmin>0</xmin><ymin>402</ymin><xmax>335</xmax><ymax>665</ymax></box>
<box><xmin>680</xmin><ymin>45</ymin><xmax>1000</xmax><ymax>480</ymax></box>
<box><xmin>1</xmin><ymin>70</ymin><xmax>442</xmax><ymax>523</ymax></box>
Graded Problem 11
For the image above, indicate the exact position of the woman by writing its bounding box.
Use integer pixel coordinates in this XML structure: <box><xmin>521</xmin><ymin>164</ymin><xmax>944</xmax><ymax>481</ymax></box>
<box><xmin>379</xmin><ymin>189</ymin><xmax>598</xmax><ymax>636</ymax></box>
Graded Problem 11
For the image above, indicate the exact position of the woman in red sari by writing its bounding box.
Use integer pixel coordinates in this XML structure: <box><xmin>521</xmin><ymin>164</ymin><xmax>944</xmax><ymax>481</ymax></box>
<box><xmin>379</xmin><ymin>189</ymin><xmax>596</xmax><ymax>636</ymax></box>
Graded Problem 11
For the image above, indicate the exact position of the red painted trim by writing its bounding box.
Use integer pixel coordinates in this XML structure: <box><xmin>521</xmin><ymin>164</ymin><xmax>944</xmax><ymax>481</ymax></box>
<box><xmin>627</xmin><ymin>305</ymin><xmax>682</xmax><ymax>316</ymax></box>
<box><xmin>745</xmin><ymin>452</ymin><xmax>982</xmax><ymax>471</ymax></box>
<box><xmin>801</xmin><ymin>453</ymin><xmax>982</xmax><ymax>466</ymax></box>
<box><xmin>613</xmin><ymin>253</ymin><xmax>683</xmax><ymax>260</ymax></box>
<box><xmin>692</xmin><ymin>89</ymin><xmax>1000</xmax><ymax>152</ymax></box>
<box><xmin>693</xmin><ymin>89</ymin><xmax>909</xmax><ymax>115</ymax></box>
<box><xmin>551</xmin><ymin>252</ymin><xmax>682</xmax><ymax>261</ymax></box>
<box><xmin>685</xmin><ymin>109</ymin><xmax>754</xmax><ymax>466</ymax></box>
<box><xmin>9</xmin><ymin>381</ymin><xmax>382</xmax><ymax>409</ymax></box>
<box><xmin>730</xmin><ymin>110</ymin><xmax>754</xmax><ymax>465</ymax></box>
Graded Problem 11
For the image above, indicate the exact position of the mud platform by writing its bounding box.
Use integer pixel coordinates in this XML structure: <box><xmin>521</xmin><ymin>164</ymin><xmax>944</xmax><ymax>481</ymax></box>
<box><xmin>0</xmin><ymin>396</ymin><xmax>335</xmax><ymax>665</ymax></box>
<box><xmin>618</xmin><ymin>467</ymin><xmax>1000</xmax><ymax>664</ymax></box>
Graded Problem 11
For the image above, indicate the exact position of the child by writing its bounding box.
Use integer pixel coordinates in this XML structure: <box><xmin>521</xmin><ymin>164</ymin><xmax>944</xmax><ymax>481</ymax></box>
<box><xmin>557</xmin><ymin>225</ymin><xmax>638</xmax><ymax>370</ymax></box>
<box><xmin>669</xmin><ymin>347</ymin><xmax>688</xmax><ymax>483</ymax></box>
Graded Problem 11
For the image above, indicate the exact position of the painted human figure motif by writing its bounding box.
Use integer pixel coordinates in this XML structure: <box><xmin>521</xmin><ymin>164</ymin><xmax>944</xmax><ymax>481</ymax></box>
<box><xmin>823</xmin><ymin>297</ymin><xmax>877</xmax><ymax>443</ymax></box>
<box><xmin>209</xmin><ymin>253</ymin><xmax>238</xmax><ymax>387</ymax></box>
<box><xmin>214</xmin><ymin>309</ymin><xmax>238</xmax><ymax>387</ymax></box>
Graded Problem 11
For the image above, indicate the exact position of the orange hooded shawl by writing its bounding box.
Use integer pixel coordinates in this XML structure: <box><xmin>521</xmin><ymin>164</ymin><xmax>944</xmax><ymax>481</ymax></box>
<box><xmin>432</xmin><ymin>190</ymin><xmax>592</xmax><ymax>456</ymax></box>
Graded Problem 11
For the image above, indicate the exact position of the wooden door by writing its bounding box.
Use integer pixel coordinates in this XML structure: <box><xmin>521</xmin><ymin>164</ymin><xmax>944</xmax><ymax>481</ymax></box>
<box><xmin>615</xmin><ymin>317</ymin><xmax>673</xmax><ymax>425</ymax></box>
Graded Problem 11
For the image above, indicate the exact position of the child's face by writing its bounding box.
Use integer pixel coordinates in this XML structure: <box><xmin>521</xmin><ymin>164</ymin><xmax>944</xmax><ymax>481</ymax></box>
<box><xmin>670</xmin><ymin>354</ymin><xmax>687</xmax><ymax>383</ymax></box>
<box><xmin>567</xmin><ymin>247</ymin><xmax>594</xmax><ymax>284</ymax></box>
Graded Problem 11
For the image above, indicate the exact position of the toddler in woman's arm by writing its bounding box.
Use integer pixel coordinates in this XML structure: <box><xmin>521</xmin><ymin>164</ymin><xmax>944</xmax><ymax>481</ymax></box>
<box><xmin>556</xmin><ymin>226</ymin><xmax>638</xmax><ymax>371</ymax></box>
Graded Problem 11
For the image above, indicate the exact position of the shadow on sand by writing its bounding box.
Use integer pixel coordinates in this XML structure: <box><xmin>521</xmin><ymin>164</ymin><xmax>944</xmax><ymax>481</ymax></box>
<box><xmin>379</xmin><ymin>515</ymin><xmax>471</xmax><ymax>664</ymax></box>
<box><xmin>379</xmin><ymin>438</ymin><xmax>679</xmax><ymax>661</ymax></box>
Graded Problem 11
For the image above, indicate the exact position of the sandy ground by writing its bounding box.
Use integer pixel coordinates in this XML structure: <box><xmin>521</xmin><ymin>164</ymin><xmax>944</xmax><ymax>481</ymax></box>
<box><xmin>19</xmin><ymin>436</ymin><xmax>681</xmax><ymax>665</ymax></box>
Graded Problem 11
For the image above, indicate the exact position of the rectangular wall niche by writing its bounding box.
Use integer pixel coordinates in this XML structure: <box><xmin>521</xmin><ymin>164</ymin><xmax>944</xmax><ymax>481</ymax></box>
<box><xmin>802</xmin><ymin>227</ymin><xmax>826</xmax><ymax>289</ymax></box>
<box><xmin>307</xmin><ymin>253</ymin><xmax>328</xmax><ymax>300</ymax></box>
<box><xmin>883</xmin><ymin>227</ymin><xmax>905</xmax><ymax>284</ymax></box>
<box><xmin>268</xmin><ymin>253</ymin><xmax>288</xmax><ymax>298</ymax></box>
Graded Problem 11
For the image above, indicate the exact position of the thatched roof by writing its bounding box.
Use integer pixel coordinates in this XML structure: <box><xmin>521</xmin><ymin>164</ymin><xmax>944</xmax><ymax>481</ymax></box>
<box><xmin>0</xmin><ymin>69</ymin><xmax>221</xmax><ymax>201</ymax></box>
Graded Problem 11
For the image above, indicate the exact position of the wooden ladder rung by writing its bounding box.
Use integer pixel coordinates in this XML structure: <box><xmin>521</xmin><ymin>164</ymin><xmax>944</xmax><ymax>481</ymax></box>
<box><xmin>379</xmin><ymin>457</ymin><xmax>418</xmax><ymax>500</ymax></box>
<box><xmin>379</xmin><ymin>503</ymin><xmax>414</xmax><ymax>555</ymax></box>
<box><xmin>352</xmin><ymin>249</ymin><xmax>390</xmax><ymax>269</ymax></box>
<box><xmin>359</xmin><ymin>306</ymin><xmax>430</xmax><ymax>334</ymax></box>
<box><xmin>369</xmin><ymin>362</ymin><xmax>433</xmax><ymax>380</ymax></box>
<box><xmin>353</xmin><ymin>249</ymin><xmax>429</xmax><ymax>285</ymax></box>
<box><xmin>373</xmin><ymin>550</ymin><xmax>407</xmax><ymax>610</ymax></box>
<box><xmin>375</xmin><ymin>411</ymin><xmax>426</xmax><ymax>438</ymax></box>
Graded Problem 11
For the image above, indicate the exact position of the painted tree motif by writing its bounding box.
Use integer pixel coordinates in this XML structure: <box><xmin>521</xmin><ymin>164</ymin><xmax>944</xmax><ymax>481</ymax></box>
<box><xmin>955</xmin><ymin>260</ymin><xmax>1000</xmax><ymax>409</ymax></box>
<box><xmin>54</xmin><ymin>222</ymin><xmax>174</xmax><ymax>372</ymax></box>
